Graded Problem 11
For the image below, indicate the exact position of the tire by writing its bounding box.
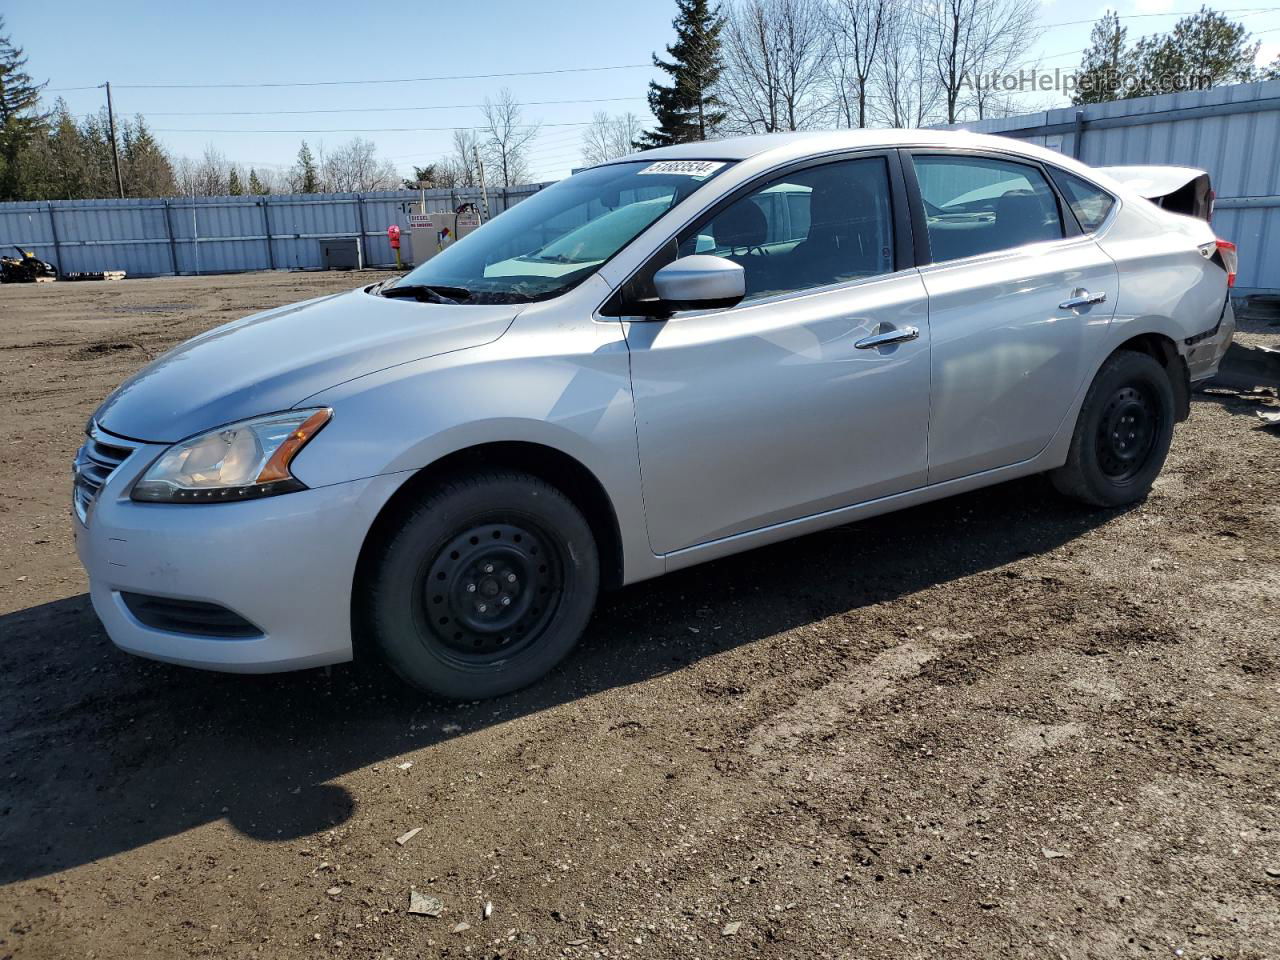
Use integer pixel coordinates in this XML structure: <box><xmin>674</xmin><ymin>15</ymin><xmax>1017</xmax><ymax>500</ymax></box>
<box><xmin>1050</xmin><ymin>350</ymin><xmax>1176</xmax><ymax>507</ymax></box>
<box><xmin>365</xmin><ymin>471</ymin><xmax>599</xmax><ymax>699</ymax></box>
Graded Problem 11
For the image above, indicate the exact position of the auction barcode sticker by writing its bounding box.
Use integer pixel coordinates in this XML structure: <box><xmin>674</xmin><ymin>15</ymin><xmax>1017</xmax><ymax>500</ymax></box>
<box><xmin>637</xmin><ymin>160</ymin><xmax>726</xmax><ymax>179</ymax></box>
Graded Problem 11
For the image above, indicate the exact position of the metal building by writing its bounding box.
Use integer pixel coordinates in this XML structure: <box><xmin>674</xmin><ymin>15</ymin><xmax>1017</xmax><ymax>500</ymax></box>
<box><xmin>943</xmin><ymin>78</ymin><xmax>1280</xmax><ymax>295</ymax></box>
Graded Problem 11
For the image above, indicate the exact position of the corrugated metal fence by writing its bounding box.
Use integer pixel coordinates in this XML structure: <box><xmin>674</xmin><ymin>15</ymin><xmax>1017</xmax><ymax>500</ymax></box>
<box><xmin>0</xmin><ymin>183</ymin><xmax>550</xmax><ymax>278</ymax></box>
<box><xmin>942</xmin><ymin>79</ymin><xmax>1280</xmax><ymax>294</ymax></box>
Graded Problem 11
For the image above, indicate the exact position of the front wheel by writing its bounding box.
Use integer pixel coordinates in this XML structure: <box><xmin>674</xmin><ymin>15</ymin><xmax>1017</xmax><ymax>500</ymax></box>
<box><xmin>365</xmin><ymin>471</ymin><xmax>599</xmax><ymax>699</ymax></box>
<box><xmin>1050</xmin><ymin>350</ymin><xmax>1176</xmax><ymax>507</ymax></box>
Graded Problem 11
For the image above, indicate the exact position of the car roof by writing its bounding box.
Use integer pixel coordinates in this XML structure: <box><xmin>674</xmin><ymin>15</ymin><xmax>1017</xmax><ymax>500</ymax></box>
<box><xmin>612</xmin><ymin>128</ymin><xmax>1069</xmax><ymax>168</ymax></box>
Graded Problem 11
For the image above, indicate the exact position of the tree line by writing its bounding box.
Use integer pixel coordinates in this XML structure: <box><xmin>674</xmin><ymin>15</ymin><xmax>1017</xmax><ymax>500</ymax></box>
<box><xmin>1073</xmin><ymin>7</ymin><xmax>1272</xmax><ymax>104</ymax></box>
<box><xmin>4</xmin><ymin>6</ymin><xmax>1280</xmax><ymax>202</ymax></box>
<box><xmin>596</xmin><ymin>0</ymin><xmax>1280</xmax><ymax>160</ymax></box>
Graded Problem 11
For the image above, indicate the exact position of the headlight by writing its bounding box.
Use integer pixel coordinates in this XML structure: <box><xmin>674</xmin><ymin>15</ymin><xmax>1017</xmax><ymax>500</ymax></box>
<box><xmin>131</xmin><ymin>409</ymin><xmax>331</xmax><ymax>503</ymax></box>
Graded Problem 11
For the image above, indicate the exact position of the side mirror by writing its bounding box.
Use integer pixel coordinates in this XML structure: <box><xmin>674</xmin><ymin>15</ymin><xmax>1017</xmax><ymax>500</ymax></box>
<box><xmin>653</xmin><ymin>255</ymin><xmax>745</xmax><ymax>312</ymax></box>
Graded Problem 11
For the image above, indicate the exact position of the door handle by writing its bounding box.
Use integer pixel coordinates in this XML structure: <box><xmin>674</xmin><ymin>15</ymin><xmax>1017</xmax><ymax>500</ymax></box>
<box><xmin>855</xmin><ymin>325</ymin><xmax>920</xmax><ymax>350</ymax></box>
<box><xmin>1059</xmin><ymin>290</ymin><xmax>1107</xmax><ymax>310</ymax></box>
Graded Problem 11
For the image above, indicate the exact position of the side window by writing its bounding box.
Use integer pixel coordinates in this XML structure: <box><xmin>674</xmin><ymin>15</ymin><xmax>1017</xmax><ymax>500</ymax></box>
<box><xmin>677</xmin><ymin>157</ymin><xmax>895</xmax><ymax>302</ymax></box>
<box><xmin>1051</xmin><ymin>170</ymin><xmax>1116</xmax><ymax>232</ymax></box>
<box><xmin>912</xmin><ymin>155</ymin><xmax>1064</xmax><ymax>263</ymax></box>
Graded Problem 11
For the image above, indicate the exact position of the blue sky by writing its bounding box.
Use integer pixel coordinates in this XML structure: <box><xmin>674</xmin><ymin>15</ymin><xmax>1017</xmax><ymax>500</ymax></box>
<box><xmin>7</xmin><ymin>0</ymin><xmax>1280</xmax><ymax>182</ymax></box>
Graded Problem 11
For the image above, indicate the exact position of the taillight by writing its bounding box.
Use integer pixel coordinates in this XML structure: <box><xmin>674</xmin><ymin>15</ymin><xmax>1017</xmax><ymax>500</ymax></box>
<box><xmin>1216</xmin><ymin>239</ymin><xmax>1237</xmax><ymax>287</ymax></box>
<box><xmin>1199</xmin><ymin>239</ymin><xmax>1237</xmax><ymax>288</ymax></box>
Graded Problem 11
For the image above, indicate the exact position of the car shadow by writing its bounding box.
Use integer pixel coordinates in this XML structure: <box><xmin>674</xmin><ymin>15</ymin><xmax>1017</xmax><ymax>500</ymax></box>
<box><xmin>0</xmin><ymin>475</ymin><xmax>1122</xmax><ymax>885</ymax></box>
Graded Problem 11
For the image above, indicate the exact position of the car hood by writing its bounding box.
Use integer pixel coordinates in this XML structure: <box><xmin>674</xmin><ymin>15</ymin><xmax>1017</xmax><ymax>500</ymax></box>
<box><xmin>94</xmin><ymin>287</ymin><xmax>519</xmax><ymax>443</ymax></box>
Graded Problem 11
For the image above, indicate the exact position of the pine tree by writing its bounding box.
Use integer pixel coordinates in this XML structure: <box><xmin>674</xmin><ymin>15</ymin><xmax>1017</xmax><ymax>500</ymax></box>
<box><xmin>18</xmin><ymin>99</ymin><xmax>86</xmax><ymax>199</ymax></box>
<box><xmin>291</xmin><ymin>140</ymin><xmax>320</xmax><ymax>193</ymax></box>
<box><xmin>1072</xmin><ymin>12</ymin><xmax>1129</xmax><ymax>105</ymax></box>
<box><xmin>1132</xmin><ymin>6</ymin><xmax>1260</xmax><ymax>96</ymax></box>
<box><xmin>79</xmin><ymin>108</ymin><xmax>121</xmax><ymax>199</ymax></box>
<box><xmin>635</xmin><ymin>0</ymin><xmax>725</xmax><ymax>148</ymax></box>
<box><xmin>402</xmin><ymin>164</ymin><xmax>439</xmax><ymax>189</ymax></box>
<box><xmin>1072</xmin><ymin>6</ymin><xmax>1261</xmax><ymax>104</ymax></box>
<box><xmin>120</xmin><ymin>115</ymin><xmax>176</xmax><ymax>197</ymax></box>
<box><xmin>0</xmin><ymin>15</ymin><xmax>47</xmax><ymax>200</ymax></box>
<box><xmin>248</xmin><ymin>168</ymin><xmax>270</xmax><ymax>194</ymax></box>
<box><xmin>227</xmin><ymin>166</ymin><xmax>243</xmax><ymax>195</ymax></box>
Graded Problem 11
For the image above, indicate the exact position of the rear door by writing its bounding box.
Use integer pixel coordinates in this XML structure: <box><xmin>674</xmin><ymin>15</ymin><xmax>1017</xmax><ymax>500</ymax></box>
<box><xmin>903</xmin><ymin>150</ymin><xmax>1119</xmax><ymax>484</ymax></box>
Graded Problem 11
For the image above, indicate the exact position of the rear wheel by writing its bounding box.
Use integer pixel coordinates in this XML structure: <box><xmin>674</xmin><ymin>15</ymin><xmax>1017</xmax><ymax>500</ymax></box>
<box><xmin>1050</xmin><ymin>350</ymin><xmax>1175</xmax><ymax>507</ymax></box>
<box><xmin>366</xmin><ymin>471</ymin><xmax>599</xmax><ymax>699</ymax></box>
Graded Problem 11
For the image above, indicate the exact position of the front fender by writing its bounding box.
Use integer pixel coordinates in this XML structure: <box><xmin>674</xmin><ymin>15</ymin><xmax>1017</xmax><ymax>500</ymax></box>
<box><xmin>289</xmin><ymin>306</ymin><xmax>659</xmax><ymax>585</ymax></box>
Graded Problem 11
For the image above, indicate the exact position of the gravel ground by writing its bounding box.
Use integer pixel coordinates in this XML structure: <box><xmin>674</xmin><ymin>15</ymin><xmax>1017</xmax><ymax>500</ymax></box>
<box><xmin>0</xmin><ymin>272</ymin><xmax>1277</xmax><ymax>960</ymax></box>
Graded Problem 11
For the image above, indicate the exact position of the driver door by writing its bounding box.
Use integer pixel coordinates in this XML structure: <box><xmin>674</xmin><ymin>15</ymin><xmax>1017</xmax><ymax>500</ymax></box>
<box><xmin>621</xmin><ymin>154</ymin><xmax>931</xmax><ymax>556</ymax></box>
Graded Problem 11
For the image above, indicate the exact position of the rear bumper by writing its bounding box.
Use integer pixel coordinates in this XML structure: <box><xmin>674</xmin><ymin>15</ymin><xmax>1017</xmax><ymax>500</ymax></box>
<box><xmin>74</xmin><ymin>446</ymin><xmax>407</xmax><ymax>673</ymax></box>
<box><xmin>1185</xmin><ymin>297</ymin><xmax>1236</xmax><ymax>382</ymax></box>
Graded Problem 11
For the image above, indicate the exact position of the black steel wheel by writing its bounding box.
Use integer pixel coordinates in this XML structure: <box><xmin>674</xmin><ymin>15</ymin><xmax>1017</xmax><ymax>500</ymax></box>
<box><xmin>1051</xmin><ymin>350</ymin><xmax>1176</xmax><ymax>507</ymax></box>
<box><xmin>365</xmin><ymin>471</ymin><xmax>599</xmax><ymax>700</ymax></box>
<box><xmin>419</xmin><ymin>522</ymin><xmax>562</xmax><ymax>663</ymax></box>
<box><xmin>1094</xmin><ymin>383</ymin><xmax>1160</xmax><ymax>483</ymax></box>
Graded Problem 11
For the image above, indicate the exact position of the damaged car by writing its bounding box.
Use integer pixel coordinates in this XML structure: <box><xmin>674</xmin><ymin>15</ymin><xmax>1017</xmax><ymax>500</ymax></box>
<box><xmin>74</xmin><ymin>130</ymin><xmax>1237</xmax><ymax>698</ymax></box>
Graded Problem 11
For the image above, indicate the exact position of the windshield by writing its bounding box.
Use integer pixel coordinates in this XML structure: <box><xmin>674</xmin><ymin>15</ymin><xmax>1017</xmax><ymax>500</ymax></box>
<box><xmin>392</xmin><ymin>159</ymin><xmax>732</xmax><ymax>304</ymax></box>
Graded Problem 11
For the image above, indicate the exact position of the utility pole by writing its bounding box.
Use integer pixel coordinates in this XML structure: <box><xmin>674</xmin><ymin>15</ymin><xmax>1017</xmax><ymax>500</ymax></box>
<box><xmin>473</xmin><ymin>145</ymin><xmax>490</xmax><ymax>223</ymax></box>
<box><xmin>101</xmin><ymin>82</ymin><xmax>125</xmax><ymax>198</ymax></box>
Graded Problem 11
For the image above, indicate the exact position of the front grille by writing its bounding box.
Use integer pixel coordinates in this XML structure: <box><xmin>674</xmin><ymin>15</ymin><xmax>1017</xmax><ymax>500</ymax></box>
<box><xmin>73</xmin><ymin>424</ymin><xmax>137</xmax><ymax>523</ymax></box>
<box><xmin>120</xmin><ymin>592</ymin><xmax>263</xmax><ymax>639</ymax></box>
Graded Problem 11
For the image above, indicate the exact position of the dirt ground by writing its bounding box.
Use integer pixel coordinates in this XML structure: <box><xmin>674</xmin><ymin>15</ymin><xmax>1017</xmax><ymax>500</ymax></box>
<box><xmin>0</xmin><ymin>271</ymin><xmax>1277</xmax><ymax>960</ymax></box>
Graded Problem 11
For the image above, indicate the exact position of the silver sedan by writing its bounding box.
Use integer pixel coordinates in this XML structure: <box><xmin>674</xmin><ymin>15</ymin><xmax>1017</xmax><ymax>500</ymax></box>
<box><xmin>75</xmin><ymin>130</ymin><xmax>1237</xmax><ymax>698</ymax></box>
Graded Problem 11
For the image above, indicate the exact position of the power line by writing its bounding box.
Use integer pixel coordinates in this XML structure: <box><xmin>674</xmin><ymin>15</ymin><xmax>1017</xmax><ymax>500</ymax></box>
<box><xmin>384</xmin><ymin>127</ymin><xmax>592</xmax><ymax>164</ymax></box>
<box><xmin>49</xmin><ymin>62</ymin><xmax>652</xmax><ymax>93</ymax></box>
<box><xmin>1039</xmin><ymin>6</ymin><xmax>1280</xmax><ymax>29</ymax></box>
<box><xmin>142</xmin><ymin>97</ymin><xmax>649</xmax><ymax>118</ymax></box>
<box><xmin>1002</xmin><ymin>23</ymin><xmax>1280</xmax><ymax>72</ymax></box>
<box><xmin>153</xmin><ymin>122</ymin><xmax>607</xmax><ymax>133</ymax></box>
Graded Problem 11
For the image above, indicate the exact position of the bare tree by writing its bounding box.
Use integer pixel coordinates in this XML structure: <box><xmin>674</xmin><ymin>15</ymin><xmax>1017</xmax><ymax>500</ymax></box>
<box><xmin>480</xmin><ymin>88</ymin><xmax>540</xmax><ymax>187</ymax></box>
<box><xmin>920</xmin><ymin>0</ymin><xmax>1039</xmax><ymax>124</ymax></box>
<box><xmin>827</xmin><ymin>0</ymin><xmax>892</xmax><ymax>128</ymax></box>
<box><xmin>580</xmin><ymin>111</ymin><xmax>643</xmax><ymax>165</ymax></box>
<box><xmin>177</xmin><ymin>144</ymin><xmax>230</xmax><ymax>196</ymax></box>
<box><xmin>875</xmin><ymin>1</ymin><xmax>943</xmax><ymax>127</ymax></box>
<box><xmin>447</xmin><ymin>128</ymin><xmax>482</xmax><ymax>187</ymax></box>
<box><xmin>968</xmin><ymin>41</ymin><xmax>1025</xmax><ymax>120</ymax></box>
<box><xmin>319</xmin><ymin>137</ymin><xmax>399</xmax><ymax>192</ymax></box>
<box><xmin>717</xmin><ymin>0</ymin><xmax>831</xmax><ymax>134</ymax></box>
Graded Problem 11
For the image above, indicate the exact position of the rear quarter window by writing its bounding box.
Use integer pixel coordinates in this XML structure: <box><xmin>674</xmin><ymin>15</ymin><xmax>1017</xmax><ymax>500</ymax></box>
<box><xmin>1051</xmin><ymin>170</ymin><xmax>1116</xmax><ymax>232</ymax></box>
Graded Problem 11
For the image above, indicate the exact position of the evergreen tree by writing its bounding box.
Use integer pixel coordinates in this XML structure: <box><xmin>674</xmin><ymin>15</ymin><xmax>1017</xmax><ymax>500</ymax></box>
<box><xmin>227</xmin><ymin>166</ymin><xmax>243</xmax><ymax>195</ymax></box>
<box><xmin>1072</xmin><ymin>12</ymin><xmax>1129</xmax><ymax>105</ymax></box>
<box><xmin>16</xmin><ymin>99</ymin><xmax>85</xmax><ymax>199</ymax></box>
<box><xmin>402</xmin><ymin>164</ymin><xmax>439</xmax><ymax>189</ymax></box>
<box><xmin>1075</xmin><ymin>6</ymin><xmax>1262</xmax><ymax>104</ymax></box>
<box><xmin>1131</xmin><ymin>6</ymin><xmax>1259</xmax><ymax>96</ymax></box>
<box><xmin>248</xmin><ymin>168</ymin><xmax>270</xmax><ymax>194</ymax></box>
<box><xmin>291</xmin><ymin>140</ymin><xmax>320</xmax><ymax>193</ymax></box>
<box><xmin>79</xmin><ymin>108</ymin><xmax>122</xmax><ymax>198</ymax></box>
<box><xmin>635</xmin><ymin>0</ymin><xmax>725</xmax><ymax>148</ymax></box>
<box><xmin>0</xmin><ymin>15</ymin><xmax>47</xmax><ymax>200</ymax></box>
<box><xmin>120</xmin><ymin>115</ymin><xmax>176</xmax><ymax>197</ymax></box>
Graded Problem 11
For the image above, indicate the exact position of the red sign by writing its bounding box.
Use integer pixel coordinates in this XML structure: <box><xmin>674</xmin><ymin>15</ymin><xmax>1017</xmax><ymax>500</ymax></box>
<box><xmin>386</xmin><ymin>224</ymin><xmax>401</xmax><ymax>249</ymax></box>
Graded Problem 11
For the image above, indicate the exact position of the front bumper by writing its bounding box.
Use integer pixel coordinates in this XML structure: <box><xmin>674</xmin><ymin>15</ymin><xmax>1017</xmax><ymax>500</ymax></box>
<box><xmin>73</xmin><ymin>435</ymin><xmax>407</xmax><ymax>673</ymax></box>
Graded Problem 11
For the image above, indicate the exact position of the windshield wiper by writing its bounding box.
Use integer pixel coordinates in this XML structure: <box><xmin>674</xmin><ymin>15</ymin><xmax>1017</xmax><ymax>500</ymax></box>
<box><xmin>379</xmin><ymin>282</ymin><xmax>471</xmax><ymax>305</ymax></box>
<box><xmin>526</xmin><ymin>253</ymin><xmax>578</xmax><ymax>264</ymax></box>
